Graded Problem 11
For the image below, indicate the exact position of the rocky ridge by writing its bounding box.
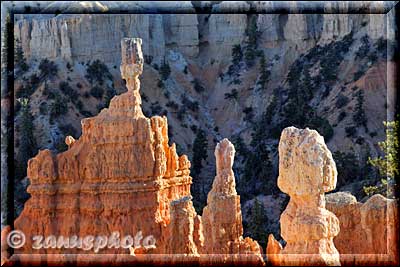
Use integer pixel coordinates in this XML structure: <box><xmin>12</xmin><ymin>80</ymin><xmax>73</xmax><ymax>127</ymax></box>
<box><xmin>2</xmin><ymin>1</ymin><xmax>398</xmax><ymax>260</ymax></box>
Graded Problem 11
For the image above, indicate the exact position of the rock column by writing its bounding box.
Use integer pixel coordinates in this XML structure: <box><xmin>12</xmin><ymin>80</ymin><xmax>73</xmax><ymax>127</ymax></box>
<box><xmin>201</xmin><ymin>139</ymin><xmax>263</xmax><ymax>264</ymax></box>
<box><xmin>268</xmin><ymin>127</ymin><xmax>340</xmax><ymax>266</ymax></box>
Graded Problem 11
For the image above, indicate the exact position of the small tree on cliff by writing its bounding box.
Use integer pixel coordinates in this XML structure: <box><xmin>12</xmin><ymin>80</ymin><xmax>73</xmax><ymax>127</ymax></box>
<box><xmin>232</xmin><ymin>44</ymin><xmax>243</xmax><ymax>65</ymax></box>
<box><xmin>257</xmin><ymin>52</ymin><xmax>270</xmax><ymax>90</ymax></box>
<box><xmin>353</xmin><ymin>90</ymin><xmax>368</xmax><ymax>130</ymax></box>
<box><xmin>14</xmin><ymin>38</ymin><xmax>29</xmax><ymax>72</ymax></box>
<box><xmin>191</xmin><ymin>129</ymin><xmax>208</xmax><ymax>211</ymax></box>
<box><xmin>247</xmin><ymin>198</ymin><xmax>268</xmax><ymax>249</ymax></box>
<box><xmin>39</xmin><ymin>59</ymin><xmax>58</xmax><ymax>80</ymax></box>
<box><xmin>244</xmin><ymin>15</ymin><xmax>259</xmax><ymax>67</ymax></box>
<box><xmin>160</xmin><ymin>60</ymin><xmax>171</xmax><ymax>81</ymax></box>
<box><xmin>15</xmin><ymin>98</ymin><xmax>37</xmax><ymax>181</ymax></box>
<box><xmin>364</xmin><ymin>119</ymin><xmax>399</xmax><ymax>199</ymax></box>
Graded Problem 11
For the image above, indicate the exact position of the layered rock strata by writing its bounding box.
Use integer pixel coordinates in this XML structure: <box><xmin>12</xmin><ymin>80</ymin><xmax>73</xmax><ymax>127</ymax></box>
<box><xmin>2</xmin><ymin>38</ymin><xmax>264</xmax><ymax>266</ymax></box>
<box><xmin>201</xmin><ymin>138</ymin><xmax>263</xmax><ymax>264</ymax></box>
<box><xmin>267</xmin><ymin>127</ymin><xmax>340</xmax><ymax>266</ymax></box>
<box><xmin>11</xmin><ymin>38</ymin><xmax>192</xmax><ymax>256</ymax></box>
<box><xmin>326</xmin><ymin>192</ymin><xmax>399</xmax><ymax>265</ymax></box>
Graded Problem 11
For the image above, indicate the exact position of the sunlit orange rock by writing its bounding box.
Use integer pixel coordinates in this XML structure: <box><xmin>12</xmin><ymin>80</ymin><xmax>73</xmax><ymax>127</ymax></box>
<box><xmin>201</xmin><ymin>138</ymin><xmax>264</xmax><ymax>264</ymax></box>
<box><xmin>267</xmin><ymin>127</ymin><xmax>340</xmax><ymax>266</ymax></box>
<box><xmin>1</xmin><ymin>225</ymin><xmax>11</xmax><ymax>266</ymax></box>
<box><xmin>12</xmin><ymin>38</ymin><xmax>192</xmax><ymax>256</ymax></box>
<box><xmin>326</xmin><ymin>192</ymin><xmax>399</xmax><ymax>265</ymax></box>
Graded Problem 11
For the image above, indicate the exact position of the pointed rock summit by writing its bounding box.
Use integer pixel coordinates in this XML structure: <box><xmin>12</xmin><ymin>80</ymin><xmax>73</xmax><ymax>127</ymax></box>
<box><xmin>12</xmin><ymin>38</ymin><xmax>192</xmax><ymax>256</ymax></box>
<box><xmin>201</xmin><ymin>138</ymin><xmax>263</xmax><ymax>263</ymax></box>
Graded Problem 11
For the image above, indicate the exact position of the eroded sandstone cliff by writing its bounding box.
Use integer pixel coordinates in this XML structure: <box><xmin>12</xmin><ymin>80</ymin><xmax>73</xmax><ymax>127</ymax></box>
<box><xmin>12</xmin><ymin>38</ymin><xmax>192</xmax><ymax>257</ymax></box>
<box><xmin>2</xmin><ymin>38</ymin><xmax>264</xmax><ymax>266</ymax></box>
<box><xmin>326</xmin><ymin>192</ymin><xmax>399</xmax><ymax>265</ymax></box>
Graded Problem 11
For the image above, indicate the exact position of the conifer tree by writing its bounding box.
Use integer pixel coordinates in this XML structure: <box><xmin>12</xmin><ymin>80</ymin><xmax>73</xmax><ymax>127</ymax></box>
<box><xmin>15</xmin><ymin>98</ymin><xmax>37</xmax><ymax>181</ymax></box>
<box><xmin>247</xmin><ymin>198</ymin><xmax>268</xmax><ymax>248</ymax></box>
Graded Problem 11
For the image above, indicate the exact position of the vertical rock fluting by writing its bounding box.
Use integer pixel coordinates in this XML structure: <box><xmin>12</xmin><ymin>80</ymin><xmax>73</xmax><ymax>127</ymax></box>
<box><xmin>201</xmin><ymin>138</ymin><xmax>263</xmax><ymax>264</ymax></box>
<box><xmin>326</xmin><ymin>192</ymin><xmax>399</xmax><ymax>265</ymax></box>
<box><xmin>164</xmin><ymin>196</ymin><xmax>199</xmax><ymax>258</ymax></box>
<box><xmin>11</xmin><ymin>38</ymin><xmax>192</xmax><ymax>257</ymax></box>
<box><xmin>267</xmin><ymin>127</ymin><xmax>340</xmax><ymax>266</ymax></box>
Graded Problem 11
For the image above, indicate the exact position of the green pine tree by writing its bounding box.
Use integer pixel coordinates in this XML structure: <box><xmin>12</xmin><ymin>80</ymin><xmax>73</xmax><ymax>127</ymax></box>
<box><xmin>365</xmin><ymin>120</ymin><xmax>399</xmax><ymax>198</ymax></box>
<box><xmin>353</xmin><ymin>90</ymin><xmax>368</xmax><ymax>130</ymax></box>
<box><xmin>191</xmin><ymin>129</ymin><xmax>208</xmax><ymax>211</ymax></box>
<box><xmin>232</xmin><ymin>44</ymin><xmax>243</xmax><ymax>65</ymax></box>
<box><xmin>160</xmin><ymin>60</ymin><xmax>171</xmax><ymax>81</ymax></box>
<box><xmin>15</xmin><ymin>98</ymin><xmax>37</xmax><ymax>181</ymax></box>
<box><xmin>247</xmin><ymin>198</ymin><xmax>268</xmax><ymax>248</ymax></box>
<box><xmin>14</xmin><ymin>38</ymin><xmax>29</xmax><ymax>72</ymax></box>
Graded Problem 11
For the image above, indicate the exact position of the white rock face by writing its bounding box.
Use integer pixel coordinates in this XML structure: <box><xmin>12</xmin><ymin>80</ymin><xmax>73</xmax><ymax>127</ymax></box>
<box><xmin>14</xmin><ymin>14</ymin><xmax>198</xmax><ymax>65</ymax></box>
<box><xmin>163</xmin><ymin>14</ymin><xmax>199</xmax><ymax>58</ymax></box>
<box><xmin>206</xmin><ymin>13</ymin><xmax>247</xmax><ymax>63</ymax></box>
<box><xmin>14</xmin><ymin>1</ymin><xmax>390</xmax><ymax>67</ymax></box>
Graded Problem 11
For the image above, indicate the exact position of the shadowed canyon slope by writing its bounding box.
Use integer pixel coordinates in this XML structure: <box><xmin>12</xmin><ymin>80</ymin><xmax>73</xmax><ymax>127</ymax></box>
<box><xmin>2</xmin><ymin>35</ymin><xmax>399</xmax><ymax>266</ymax></box>
<box><xmin>1</xmin><ymin>2</ymin><xmax>398</xmax><ymax>266</ymax></box>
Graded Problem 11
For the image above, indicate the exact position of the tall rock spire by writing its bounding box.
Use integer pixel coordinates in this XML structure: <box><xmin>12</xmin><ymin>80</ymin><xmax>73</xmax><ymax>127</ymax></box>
<box><xmin>11</xmin><ymin>38</ymin><xmax>193</xmax><ymax>256</ymax></box>
<box><xmin>120</xmin><ymin>37</ymin><xmax>143</xmax><ymax>92</ymax></box>
<box><xmin>201</xmin><ymin>138</ymin><xmax>263</xmax><ymax>263</ymax></box>
<box><xmin>267</xmin><ymin>127</ymin><xmax>340</xmax><ymax>266</ymax></box>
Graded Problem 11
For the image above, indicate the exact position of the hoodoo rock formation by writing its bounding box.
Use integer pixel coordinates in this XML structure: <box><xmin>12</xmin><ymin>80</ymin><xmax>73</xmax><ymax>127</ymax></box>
<box><xmin>326</xmin><ymin>192</ymin><xmax>399</xmax><ymax>265</ymax></box>
<box><xmin>267</xmin><ymin>127</ymin><xmax>341</xmax><ymax>266</ymax></box>
<box><xmin>11</xmin><ymin>38</ymin><xmax>192</xmax><ymax>256</ymax></box>
<box><xmin>201</xmin><ymin>139</ymin><xmax>263</xmax><ymax>264</ymax></box>
<box><xmin>2</xmin><ymin>38</ymin><xmax>263</xmax><ymax>266</ymax></box>
<box><xmin>3</xmin><ymin>34</ymin><xmax>398</xmax><ymax>266</ymax></box>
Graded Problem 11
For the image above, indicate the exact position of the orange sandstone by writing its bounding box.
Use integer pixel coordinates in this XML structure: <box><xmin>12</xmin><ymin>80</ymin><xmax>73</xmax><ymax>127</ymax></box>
<box><xmin>201</xmin><ymin>138</ymin><xmax>264</xmax><ymax>264</ymax></box>
<box><xmin>11</xmin><ymin>38</ymin><xmax>192</xmax><ymax>256</ymax></box>
<box><xmin>267</xmin><ymin>127</ymin><xmax>340</xmax><ymax>266</ymax></box>
<box><xmin>326</xmin><ymin>192</ymin><xmax>399</xmax><ymax>265</ymax></box>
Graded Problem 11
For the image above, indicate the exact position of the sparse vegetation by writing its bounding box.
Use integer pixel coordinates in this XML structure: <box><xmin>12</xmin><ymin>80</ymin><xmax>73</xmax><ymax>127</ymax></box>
<box><xmin>14</xmin><ymin>38</ymin><xmax>29</xmax><ymax>73</ymax></box>
<box><xmin>337</xmin><ymin>111</ymin><xmax>347</xmax><ymax>122</ymax></box>
<box><xmin>140</xmin><ymin>92</ymin><xmax>149</xmax><ymax>102</ymax></box>
<box><xmin>49</xmin><ymin>94</ymin><xmax>68</xmax><ymax>122</ymax></box>
<box><xmin>335</xmin><ymin>94</ymin><xmax>349</xmax><ymax>108</ymax></box>
<box><xmin>59</xmin><ymin>123</ymin><xmax>77</xmax><ymax>138</ymax></box>
<box><xmin>244</xmin><ymin>15</ymin><xmax>260</xmax><ymax>67</ymax></box>
<box><xmin>345</xmin><ymin>126</ymin><xmax>357</xmax><ymax>137</ymax></box>
<box><xmin>15</xmin><ymin>98</ymin><xmax>37</xmax><ymax>181</ymax></box>
<box><xmin>166</xmin><ymin>101</ymin><xmax>179</xmax><ymax>110</ymax></box>
<box><xmin>353</xmin><ymin>90</ymin><xmax>368</xmax><ymax>130</ymax></box>
<box><xmin>247</xmin><ymin>198</ymin><xmax>269</xmax><ymax>249</ymax></box>
<box><xmin>160</xmin><ymin>61</ymin><xmax>171</xmax><ymax>80</ymax></box>
<box><xmin>39</xmin><ymin>59</ymin><xmax>58</xmax><ymax>80</ymax></box>
<box><xmin>104</xmin><ymin>87</ymin><xmax>117</xmax><ymax>107</ymax></box>
<box><xmin>257</xmin><ymin>52</ymin><xmax>270</xmax><ymax>89</ymax></box>
<box><xmin>85</xmin><ymin>59</ymin><xmax>112</xmax><ymax>85</ymax></box>
<box><xmin>224</xmin><ymin>89</ymin><xmax>238</xmax><ymax>101</ymax></box>
<box><xmin>90</xmin><ymin>85</ymin><xmax>105</xmax><ymax>99</ymax></box>
<box><xmin>192</xmin><ymin>78</ymin><xmax>205</xmax><ymax>93</ymax></box>
<box><xmin>232</xmin><ymin>44</ymin><xmax>243</xmax><ymax>65</ymax></box>
<box><xmin>190</xmin><ymin>124</ymin><xmax>198</xmax><ymax>133</ymax></box>
<box><xmin>181</xmin><ymin>94</ymin><xmax>199</xmax><ymax>112</ymax></box>
<box><xmin>144</xmin><ymin>55</ymin><xmax>153</xmax><ymax>65</ymax></box>
<box><xmin>364</xmin><ymin>120</ymin><xmax>399</xmax><ymax>199</ymax></box>
<box><xmin>191</xmin><ymin>129</ymin><xmax>208</xmax><ymax>211</ymax></box>
<box><xmin>333</xmin><ymin>150</ymin><xmax>360</xmax><ymax>188</ymax></box>
<box><xmin>150</xmin><ymin>101</ymin><xmax>163</xmax><ymax>115</ymax></box>
<box><xmin>243</xmin><ymin>107</ymin><xmax>254</xmax><ymax>122</ymax></box>
<box><xmin>227</xmin><ymin>44</ymin><xmax>243</xmax><ymax>76</ymax></box>
<box><xmin>59</xmin><ymin>81</ymin><xmax>79</xmax><ymax>102</ymax></box>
